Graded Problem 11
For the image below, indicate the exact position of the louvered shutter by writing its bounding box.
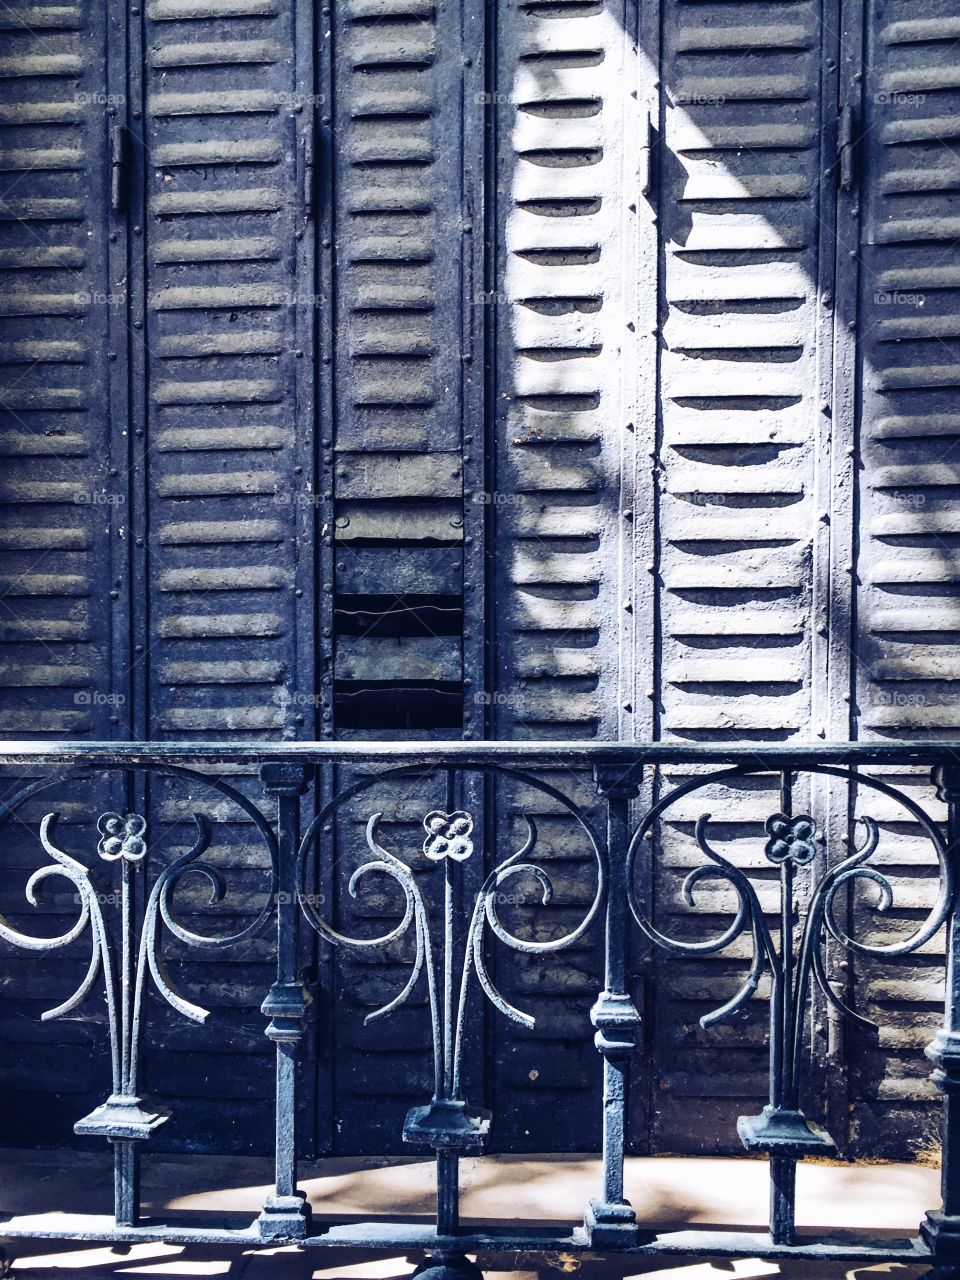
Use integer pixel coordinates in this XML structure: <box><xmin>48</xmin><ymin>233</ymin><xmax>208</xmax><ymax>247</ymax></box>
<box><xmin>0</xmin><ymin>0</ymin><xmax>126</xmax><ymax>1141</ymax></box>
<box><xmin>325</xmin><ymin>0</ymin><xmax>484</xmax><ymax>1153</ymax></box>
<box><xmin>646</xmin><ymin>0</ymin><xmax>832</xmax><ymax>1152</ymax></box>
<box><xmin>144</xmin><ymin>0</ymin><xmax>310</xmax><ymax>742</ymax></box>
<box><xmin>488</xmin><ymin>0</ymin><xmax>635</xmax><ymax>1150</ymax></box>
<box><xmin>330</xmin><ymin>0</ymin><xmax>481</xmax><ymax>737</ymax></box>
<box><xmin>848</xmin><ymin>0</ymin><xmax>960</xmax><ymax>1157</ymax></box>
<box><xmin>0</xmin><ymin>4</ymin><xmax>119</xmax><ymax>738</ymax></box>
<box><xmin>139</xmin><ymin>0</ymin><xmax>314</xmax><ymax>1150</ymax></box>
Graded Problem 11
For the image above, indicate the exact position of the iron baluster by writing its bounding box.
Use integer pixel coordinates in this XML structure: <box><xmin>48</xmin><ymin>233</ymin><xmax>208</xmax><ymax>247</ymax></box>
<box><xmin>584</xmin><ymin>762</ymin><xmax>646</xmax><ymax>1247</ymax></box>
<box><xmin>258</xmin><ymin>761</ymin><xmax>313</xmax><ymax>1241</ymax></box>
<box><xmin>437</xmin><ymin>774</ymin><xmax>464</xmax><ymax>1237</ymax></box>
<box><xmin>770</xmin><ymin>826</ymin><xmax>797</xmax><ymax>1244</ymax></box>
<box><xmin>0</xmin><ymin>760</ymin><xmax>277</xmax><ymax>1236</ymax></box>
<box><xmin>773</xmin><ymin>822</ymin><xmax>795</xmax><ymax>1242</ymax></box>
<box><xmin>415</xmin><ymin>778</ymin><xmax>488</xmax><ymax>1280</ymax></box>
<box><xmin>296</xmin><ymin>761</ymin><xmax>604</xmax><ymax>1276</ymax></box>
<box><xmin>72</xmin><ymin>812</ymin><xmax>169</xmax><ymax>1228</ymax></box>
<box><xmin>399</xmin><ymin>798</ymin><xmax>491</xmax><ymax>1207</ymax></box>
<box><xmin>300</xmin><ymin>795</ymin><xmax>494</xmax><ymax>1280</ymax></box>
<box><xmin>0</xmin><ymin>806</ymin><xmax>234</xmax><ymax>1226</ymax></box>
<box><xmin>736</xmin><ymin>771</ymin><xmax>834</xmax><ymax>1247</ymax></box>
<box><xmin>921</xmin><ymin>763</ymin><xmax>960</xmax><ymax>1273</ymax></box>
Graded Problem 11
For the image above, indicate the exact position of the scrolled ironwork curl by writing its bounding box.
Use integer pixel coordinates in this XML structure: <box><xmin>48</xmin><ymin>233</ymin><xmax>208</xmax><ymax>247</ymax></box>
<box><xmin>0</xmin><ymin>764</ymin><xmax>280</xmax><ymax>1109</ymax></box>
<box><xmin>628</xmin><ymin>765</ymin><xmax>954</xmax><ymax>1030</ymax></box>
<box><xmin>627</xmin><ymin>769</ymin><xmax>774</xmax><ymax>1028</ymax></box>
<box><xmin>308</xmin><ymin>813</ymin><xmax>432</xmax><ymax>1001</ymax></box>
<box><xmin>811</xmin><ymin>766</ymin><xmax>953</xmax><ymax>964</ymax></box>
<box><xmin>0</xmin><ymin>812</ymin><xmax>98</xmax><ymax>962</ymax></box>
<box><xmin>296</xmin><ymin>763</ymin><xmax>606</xmax><ymax>1124</ymax></box>
<box><xmin>0</xmin><ymin>762</ymin><xmax>280</xmax><ymax>948</ymax></box>
<box><xmin>0</xmin><ymin>814</ymin><xmax>109</xmax><ymax>1029</ymax></box>
<box><xmin>151</xmin><ymin>764</ymin><xmax>279</xmax><ymax>948</ymax></box>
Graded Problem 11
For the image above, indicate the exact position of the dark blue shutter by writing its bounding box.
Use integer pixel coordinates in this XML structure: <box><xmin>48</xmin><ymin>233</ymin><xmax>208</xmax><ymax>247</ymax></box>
<box><xmin>0</xmin><ymin>0</ymin><xmax>127</xmax><ymax>1143</ymax></box>
<box><xmin>325</xmin><ymin>0</ymin><xmax>485</xmax><ymax>1154</ymax></box>
<box><xmin>138</xmin><ymin>0</ymin><xmax>316</xmax><ymax>1150</ymax></box>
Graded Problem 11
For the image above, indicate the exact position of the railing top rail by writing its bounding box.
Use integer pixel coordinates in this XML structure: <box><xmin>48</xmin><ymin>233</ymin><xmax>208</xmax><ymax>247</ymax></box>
<box><xmin>0</xmin><ymin>738</ymin><xmax>960</xmax><ymax>768</ymax></box>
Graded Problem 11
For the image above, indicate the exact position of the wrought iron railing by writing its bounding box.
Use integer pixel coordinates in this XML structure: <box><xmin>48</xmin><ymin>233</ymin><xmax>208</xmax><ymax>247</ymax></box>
<box><xmin>0</xmin><ymin>739</ymin><xmax>959</xmax><ymax>1276</ymax></box>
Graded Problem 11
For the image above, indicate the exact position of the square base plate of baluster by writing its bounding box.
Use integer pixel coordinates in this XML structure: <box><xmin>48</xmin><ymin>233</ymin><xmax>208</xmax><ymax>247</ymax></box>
<box><xmin>583</xmin><ymin>1198</ymin><xmax>655</xmax><ymax>1248</ymax></box>
<box><xmin>737</xmin><ymin>1106</ymin><xmax>836</xmax><ymax>1157</ymax></box>
<box><xmin>74</xmin><ymin>1095</ymin><xmax>171</xmax><ymax>1141</ymax></box>
<box><xmin>403</xmin><ymin>1100</ymin><xmax>491</xmax><ymax>1151</ymax></box>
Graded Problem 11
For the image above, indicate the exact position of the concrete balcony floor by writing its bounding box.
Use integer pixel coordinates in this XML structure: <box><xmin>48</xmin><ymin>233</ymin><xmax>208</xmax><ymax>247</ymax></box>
<box><xmin>0</xmin><ymin>1150</ymin><xmax>938</xmax><ymax>1280</ymax></box>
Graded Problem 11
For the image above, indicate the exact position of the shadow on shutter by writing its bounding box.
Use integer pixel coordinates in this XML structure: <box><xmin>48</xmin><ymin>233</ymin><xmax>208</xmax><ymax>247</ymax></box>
<box><xmin>851</xmin><ymin>0</ymin><xmax>960</xmax><ymax>1160</ymax></box>
<box><xmin>0</xmin><ymin>0</ymin><xmax>126</xmax><ymax>1145</ymax></box>
<box><xmin>140</xmin><ymin>0</ymin><xmax>312</xmax><ymax>1152</ymax></box>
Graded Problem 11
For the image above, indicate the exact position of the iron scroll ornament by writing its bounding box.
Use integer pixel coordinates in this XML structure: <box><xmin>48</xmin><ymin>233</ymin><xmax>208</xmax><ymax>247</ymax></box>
<box><xmin>296</xmin><ymin>772</ymin><xmax>605</xmax><ymax>1158</ymax></box>
<box><xmin>626</xmin><ymin>767</ymin><xmax>952</xmax><ymax>1027</ymax></box>
<box><xmin>0</xmin><ymin>767</ymin><xmax>279</xmax><ymax>1224</ymax></box>
<box><xmin>0</xmin><ymin>810</ymin><xmax>270</xmax><ymax>1104</ymax></box>
<box><xmin>625</xmin><ymin>765</ymin><xmax>954</xmax><ymax>1243</ymax></box>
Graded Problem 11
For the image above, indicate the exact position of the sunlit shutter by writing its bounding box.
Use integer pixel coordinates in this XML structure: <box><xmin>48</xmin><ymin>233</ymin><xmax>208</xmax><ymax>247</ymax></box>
<box><xmin>850</xmin><ymin>0</ymin><xmax>960</xmax><ymax>1157</ymax></box>
<box><xmin>489</xmin><ymin>0</ymin><xmax>634</xmax><ymax>1150</ymax></box>
<box><xmin>649</xmin><ymin>0</ymin><xmax>829</xmax><ymax>1152</ymax></box>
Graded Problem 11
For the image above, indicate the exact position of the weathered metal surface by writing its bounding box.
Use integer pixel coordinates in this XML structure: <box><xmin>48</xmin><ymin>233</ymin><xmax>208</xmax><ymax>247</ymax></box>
<box><xmin>322</xmin><ymin>0</ymin><xmax>484</xmax><ymax>1147</ymax></box>
<box><xmin>0</xmin><ymin>0</ymin><xmax>131</xmax><ymax>1154</ymax></box>
<box><xmin>0</xmin><ymin>0</ymin><xmax>120</xmax><ymax>746</ymax></box>
<box><xmin>847</xmin><ymin>0</ymin><xmax>960</xmax><ymax>1160</ymax></box>
<box><xmin>328</xmin><ymin>0</ymin><xmax>479</xmax><ymax>737</ymax></box>
<box><xmin>648</xmin><ymin>0</ymin><xmax>832</xmax><ymax>1158</ymax></box>
<box><xmin>487</xmin><ymin>0</ymin><xmax>634</xmax><ymax>1150</ymax></box>
<box><xmin>143</xmin><ymin>0</ymin><xmax>310</xmax><ymax>739</ymax></box>
<box><xmin>852</xmin><ymin>6</ymin><xmax>960</xmax><ymax>704</ymax></box>
<box><xmin>6</xmin><ymin>740</ymin><xmax>960</xmax><ymax>767</ymax></box>
<box><xmin>0</xmin><ymin>1217</ymin><xmax>936</xmax><ymax>1262</ymax></box>
<box><xmin>136</xmin><ymin>0</ymin><xmax>318</xmax><ymax>1157</ymax></box>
